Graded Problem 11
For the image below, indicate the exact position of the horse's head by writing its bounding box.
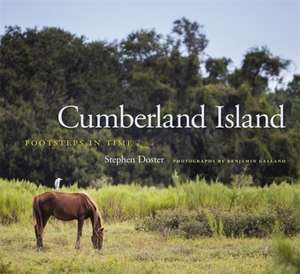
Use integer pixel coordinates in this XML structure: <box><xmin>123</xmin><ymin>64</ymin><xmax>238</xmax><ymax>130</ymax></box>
<box><xmin>91</xmin><ymin>227</ymin><xmax>104</xmax><ymax>249</ymax></box>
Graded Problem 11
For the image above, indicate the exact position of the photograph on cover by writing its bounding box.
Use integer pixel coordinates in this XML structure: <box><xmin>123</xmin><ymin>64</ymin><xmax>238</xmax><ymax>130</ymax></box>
<box><xmin>0</xmin><ymin>0</ymin><xmax>299</xmax><ymax>273</ymax></box>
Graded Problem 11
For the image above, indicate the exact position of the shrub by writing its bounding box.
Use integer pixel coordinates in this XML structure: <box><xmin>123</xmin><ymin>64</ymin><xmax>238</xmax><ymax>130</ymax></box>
<box><xmin>218</xmin><ymin>210</ymin><xmax>275</xmax><ymax>237</ymax></box>
<box><xmin>0</xmin><ymin>259</ymin><xmax>13</xmax><ymax>274</ymax></box>
<box><xmin>179</xmin><ymin>220</ymin><xmax>212</xmax><ymax>238</ymax></box>
<box><xmin>137</xmin><ymin>209</ymin><xmax>300</xmax><ymax>238</ymax></box>
<box><xmin>271</xmin><ymin>236</ymin><xmax>300</xmax><ymax>274</ymax></box>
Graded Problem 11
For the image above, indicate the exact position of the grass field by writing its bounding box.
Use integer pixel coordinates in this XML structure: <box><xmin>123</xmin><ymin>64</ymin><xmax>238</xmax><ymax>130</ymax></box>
<box><xmin>1</xmin><ymin>178</ymin><xmax>300</xmax><ymax>223</ymax></box>
<box><xmin>0</xmin><ymin>178</ymin><xmax>299</xmax><ymax>274</ymax></box>
<box><xmin>2</xmin><ymin>221</ymin><xmax>297</xmax><ymax>274</ymax></box>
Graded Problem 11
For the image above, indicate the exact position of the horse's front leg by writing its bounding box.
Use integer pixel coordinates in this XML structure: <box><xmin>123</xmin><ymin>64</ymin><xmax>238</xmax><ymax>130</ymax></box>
<box><xmin>75</xmin><ymin>218</ymin><xmax>84</xmax><ymax>249</ymax></box>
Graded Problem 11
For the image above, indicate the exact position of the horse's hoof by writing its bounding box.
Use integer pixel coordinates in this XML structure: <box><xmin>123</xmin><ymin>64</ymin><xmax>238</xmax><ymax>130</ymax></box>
<box><xmin>75</xmin><ymin>245</ymin><xmax>80</xmax><ymax>250</ymax></box>
<box><xmin>36</xmin><ymin>247</ymin><xmax>43</xmax><ymax>252</ymax></box>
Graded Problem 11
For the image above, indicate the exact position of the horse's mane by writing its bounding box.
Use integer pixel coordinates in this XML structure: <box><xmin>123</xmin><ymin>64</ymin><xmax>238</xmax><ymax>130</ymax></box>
<box><xmin>81</xmin><ymin>192</ymin><xmax>100</xmax><ymax>213</ymax></box>
<box><xmin>81</xmin><ymin>192</ymin><xmax>103</xmax><ymax>229</ymax></box>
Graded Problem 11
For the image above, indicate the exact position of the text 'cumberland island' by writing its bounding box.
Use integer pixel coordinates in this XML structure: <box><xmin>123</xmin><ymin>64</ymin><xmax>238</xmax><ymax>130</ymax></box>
<box><xmin>58</xmin><ymin>104</ymin><xmax>285</xmax><ymax>129</ymax></box>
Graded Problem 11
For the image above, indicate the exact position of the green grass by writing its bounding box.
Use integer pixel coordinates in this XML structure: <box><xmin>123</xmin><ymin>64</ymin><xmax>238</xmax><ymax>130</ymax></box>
<box><xmin>0</xmin><ymin>178</ymin><xmax>299</xmax><ymax>223</ymax></box>
<box><xmin>2</xmin><ymin>221</ymin><xmax>296</xmax><ymax>274</ymax></box>
<box><xmin>0</xmin><ymin>178</ymin><xmax>299</xmax><ymax>273</ymax></box>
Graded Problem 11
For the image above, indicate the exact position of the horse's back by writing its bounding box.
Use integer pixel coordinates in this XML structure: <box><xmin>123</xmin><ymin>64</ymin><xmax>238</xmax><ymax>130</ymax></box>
<box><xmin>34</xmin><ymin>192</ymin><xmax>92</xmax><ymax>221</ymax></box>
<box><xmin>35</xmin><ymin>192</ymin><xmax>84</xmax><ymax>203</ymax></box>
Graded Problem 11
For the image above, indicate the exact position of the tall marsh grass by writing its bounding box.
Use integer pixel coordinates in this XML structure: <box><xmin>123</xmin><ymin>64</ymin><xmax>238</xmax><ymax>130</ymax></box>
<box><xmin>0</xmin><ymin>178</ymin><xmax>299</xmax><ymax>224</ymax></box>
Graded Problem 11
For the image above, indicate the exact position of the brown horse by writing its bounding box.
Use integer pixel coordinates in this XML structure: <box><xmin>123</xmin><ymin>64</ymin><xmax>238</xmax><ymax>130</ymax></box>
<box><xmin>33</xmin><ymin>192</ymin><xmax>104</xmax><ymax>251</ymax></box>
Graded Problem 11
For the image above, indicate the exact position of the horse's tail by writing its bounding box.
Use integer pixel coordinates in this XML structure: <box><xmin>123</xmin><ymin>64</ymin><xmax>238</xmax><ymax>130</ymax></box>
<box><xmin>32</xmin><ymin>196</ymin><xmax>43</xmax><ymax>228</ymax></box>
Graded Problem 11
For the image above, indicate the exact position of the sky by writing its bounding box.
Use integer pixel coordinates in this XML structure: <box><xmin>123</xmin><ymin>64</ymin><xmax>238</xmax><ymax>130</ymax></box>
<box><xmin>1</xmin><ymin>0</ymin><xmax>300</xmax><ymax>81</ymax></box>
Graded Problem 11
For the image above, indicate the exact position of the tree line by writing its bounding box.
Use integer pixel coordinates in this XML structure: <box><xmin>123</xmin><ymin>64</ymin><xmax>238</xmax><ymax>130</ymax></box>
<box><xmin>0</xmin><ymin>18</ymin><xmax>299</xmax><ymax>187</ymax></box>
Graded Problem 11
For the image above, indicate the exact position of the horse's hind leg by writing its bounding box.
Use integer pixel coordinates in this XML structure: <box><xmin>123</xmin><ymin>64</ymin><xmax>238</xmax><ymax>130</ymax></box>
<box><xmin>39</xmin><ymin>215</ymin><xmax>50</xmax><ymax>249</ymax></box>
<box><xmin>34</xmin><ymin>224</ymin><xmax>43</xmax><ymax>251</ymax></box>
<box><xmin>75</xmin><ymin>218</ymin><xmax>84</xmax><ymax>249</ymax></box>
<box><xmin>35</xmin><ymin>215</ymin><xmax>50</xmax><ymax>251</ymax></box>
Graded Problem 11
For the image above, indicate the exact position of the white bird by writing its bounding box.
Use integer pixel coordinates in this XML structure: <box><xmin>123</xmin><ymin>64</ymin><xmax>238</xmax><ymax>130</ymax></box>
<box><xmin>54</xmin><ymin>178</ymin><xmax>63</xmax><ymax>190</ymax></box>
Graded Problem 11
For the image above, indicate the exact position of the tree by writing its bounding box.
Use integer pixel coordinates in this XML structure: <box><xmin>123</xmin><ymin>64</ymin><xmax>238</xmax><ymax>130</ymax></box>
<box><xmin>205</xmin><ymin>57</ymin><xmax>232</xmax><ymax>84</ymax></box>
<box><xmin>172</xmin><ymin>17</ymin><xmax>208</xmax><ymax>56</ymax></box>
<box><xmin>236</xmin><ymin>47</ymin><xmax>289</xmax><ymax>95</ymax></box>
<box><xmin>0</xmin><ymin>22</ymin><xmax>298</xmax><ymax>186</ymax></box>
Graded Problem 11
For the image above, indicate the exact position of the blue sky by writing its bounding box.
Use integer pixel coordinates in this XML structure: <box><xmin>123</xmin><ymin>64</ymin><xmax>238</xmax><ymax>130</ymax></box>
<box><xmin>1</xmin><ymin>0</ymin><xmax>300</xmax><ymax>80</ymax></box>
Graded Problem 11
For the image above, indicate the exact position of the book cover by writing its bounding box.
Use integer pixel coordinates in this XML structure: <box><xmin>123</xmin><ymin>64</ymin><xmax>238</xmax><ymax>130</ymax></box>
<box><xmin>0</xmin><ymin>0</ymin><xmax>299</xmax><ymax>273</ymax></box>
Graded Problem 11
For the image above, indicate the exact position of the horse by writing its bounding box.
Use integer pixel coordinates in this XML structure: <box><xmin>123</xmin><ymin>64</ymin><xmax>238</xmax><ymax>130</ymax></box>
<box><xmin>32</xmin><ymin>191</ymin><xmax>104</xmax><ymax>251</ymax></box>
